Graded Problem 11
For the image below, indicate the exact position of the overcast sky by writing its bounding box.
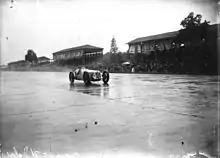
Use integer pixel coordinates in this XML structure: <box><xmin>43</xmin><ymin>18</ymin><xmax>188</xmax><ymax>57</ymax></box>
<box><xmin>0</xmin><ymin>0</ymin><xmax>218</xmax><ymax>64</ymax></box>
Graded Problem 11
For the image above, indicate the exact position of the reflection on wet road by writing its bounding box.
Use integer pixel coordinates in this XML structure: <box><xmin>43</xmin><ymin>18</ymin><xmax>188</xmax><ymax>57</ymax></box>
<box><xmin>68</xmin><ymin>74</ymin><xmax>218</xmax><ymax>120</ymax></box>
<box><xmin>0</xmin><ymin>72</ymin><xmax>218</xmax><ymax>157</ymax></box>
<box><xmin>69</xmin><ymin>83</ymin><xmax>110</xmax><ymax>98</ymax></box>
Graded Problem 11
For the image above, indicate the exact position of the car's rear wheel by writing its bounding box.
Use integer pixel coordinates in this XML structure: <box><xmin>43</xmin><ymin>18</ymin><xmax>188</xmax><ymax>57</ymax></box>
<box><xmin>102</xmin><ymin>71</ymin><xmax>109</xmax><ymax>84</ymax></box>
<box><xmin>83</xmin><ymin>72</ymin><xmax>91</xmax><ymax>85</ymax></box>
<box><xmin>69</xmin><ymin>72</ymin><xmax>75</xmax><ymax>84</ymax></box>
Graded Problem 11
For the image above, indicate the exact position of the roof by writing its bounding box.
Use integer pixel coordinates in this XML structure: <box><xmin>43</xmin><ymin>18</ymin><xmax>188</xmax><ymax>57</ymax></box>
<box><xmin>8</xmin><ymin>60</ymin><xmax>27</xmax><ymax>65</ymax></box>
<box><xmin>37</xmin><ymin>56</ymin><xmax>50</xmax><ymax>60</ymax></box>
<box><xmin>53</xmin><ymin>45</ymin><xmax>104</xmax><ymax>55</ymax></box>
<box><xmin>207</xmin><ymin>23</ymin><xmax>220</xmax><ymax>31</ymax></box>
<box><xmin>127</xmin><ymin>31</ymin><xmax>179</xmax><ymax>45</ymax></box>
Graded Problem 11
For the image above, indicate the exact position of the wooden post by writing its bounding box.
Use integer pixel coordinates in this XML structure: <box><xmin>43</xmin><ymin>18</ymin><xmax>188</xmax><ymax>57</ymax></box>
<box><xmin>141</xmin><ymin>42</ymin><xmax>144</xmax><ymax>63</ymax></box>
<box><xmin>140</xmin><ymin>41</ymin><xmax>142</xmax><ymax>54</ymax></box>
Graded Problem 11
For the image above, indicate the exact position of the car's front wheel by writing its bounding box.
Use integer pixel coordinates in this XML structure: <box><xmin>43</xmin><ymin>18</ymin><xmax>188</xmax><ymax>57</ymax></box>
<box><xmin>102</xmin><ymin>71</ymin><xmax>109</xmax><ymax>84</ymax></box>
<box><xmin>69</xmin><ymin>72</ymin><xmax>75</xmax><ymax>84</ymax></box>
<box><xmin>83</xmin><ymin>72</ymin><xmax>91</xmax><ymax>85</ymax></box>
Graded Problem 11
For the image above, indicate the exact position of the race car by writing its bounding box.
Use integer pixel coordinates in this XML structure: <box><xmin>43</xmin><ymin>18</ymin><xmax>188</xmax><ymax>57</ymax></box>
<box><xmin>69</xmin><ymin>67</ymin><xmax>110</xmax><ymax>85</ymax></box>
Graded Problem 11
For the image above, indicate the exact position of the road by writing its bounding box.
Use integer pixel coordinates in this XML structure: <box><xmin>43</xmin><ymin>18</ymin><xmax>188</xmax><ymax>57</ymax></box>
<box><xmin>0</xmin><ymin>71</ymin><xmax>219</xmax><ymax>158</ymax></box>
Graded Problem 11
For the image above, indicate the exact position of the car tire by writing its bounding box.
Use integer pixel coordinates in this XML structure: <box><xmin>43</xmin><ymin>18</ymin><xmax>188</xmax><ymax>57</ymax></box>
<box><xmin>102</xmin><ymin>71</ymin><xmax>109</xmax><ymax>84</ymax></box>
<box><xmin>83</xmin><ymin>72</ymin><xmax>91</xmax><ymax>85</ymax></box>
<box><xmin>69</xmin><ymin>72</ymin><xmax>75</xmax><ymax>84</ymax></box>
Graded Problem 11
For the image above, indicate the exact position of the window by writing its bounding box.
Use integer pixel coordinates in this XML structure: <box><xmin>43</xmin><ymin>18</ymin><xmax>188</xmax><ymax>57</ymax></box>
<box><xmin>137</xmin><ymin>45</ymin><xmax>141</xmax><ymax>53</ymax></box>
<box><xmin>128</xmin><ymin>45</ymin><xmax>135</xmax><ymax>53</ymax></box>
<box><xmin>142</xmin><ymin>44</ymin><xmax>147</xmax><ymax>53</ymax></box>
<box><xmin>145</xmin><ymin>43</ymin><xmax>150</xmax><ymax>50</ymax></box>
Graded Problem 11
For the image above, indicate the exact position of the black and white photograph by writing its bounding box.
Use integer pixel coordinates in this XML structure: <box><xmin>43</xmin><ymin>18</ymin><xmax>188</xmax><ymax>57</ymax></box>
<box><xmin>0</xmin><ymin>0</ymin><xmax>219</xmax><ymax>157</ymax></box>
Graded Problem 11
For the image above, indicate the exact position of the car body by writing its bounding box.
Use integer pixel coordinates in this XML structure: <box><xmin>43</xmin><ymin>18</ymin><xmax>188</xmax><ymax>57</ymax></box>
<box><xmin>69</xmin><ymin>67</ymin><xmax>109</xmax><ymax>85</ymax></box>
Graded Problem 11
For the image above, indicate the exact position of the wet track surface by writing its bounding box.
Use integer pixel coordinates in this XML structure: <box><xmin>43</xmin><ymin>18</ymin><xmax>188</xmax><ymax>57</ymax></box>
<box><xmin>0</xmin><ymin>71</ymin><xmax>219</xmax><ymax>157</ymax></box>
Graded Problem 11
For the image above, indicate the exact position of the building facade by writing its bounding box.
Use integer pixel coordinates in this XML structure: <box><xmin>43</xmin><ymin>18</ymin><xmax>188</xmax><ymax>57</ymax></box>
<box><xmin>8</xmin><ymin>60</ymin><xmax>29</xmax><ymax>68</ymax></box>
<box><xmin>127</xmin><ymin>24</ymin><xmax>219</xmax><ymax>55</ymax></box>
<box><xmin>52</xmin><ymin>45</ymin><xmax>103</xmax><ymax>64</ymax></box>
<box><xmin>37</xmin><ymin>56</ymin><xmax>51</xmax><ymax>64</ymax></box>
<box><xmin>127</xmin><ymin>31</ymin><xmax>179</xmax><ymax>55</ymax></box>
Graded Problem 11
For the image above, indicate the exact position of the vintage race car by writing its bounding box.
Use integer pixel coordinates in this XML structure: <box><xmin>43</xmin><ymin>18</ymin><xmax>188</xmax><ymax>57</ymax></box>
<box><xmin>69</xmin><ymin>67</ymin><xmax>109</xmax><ymax>85</ymax></box>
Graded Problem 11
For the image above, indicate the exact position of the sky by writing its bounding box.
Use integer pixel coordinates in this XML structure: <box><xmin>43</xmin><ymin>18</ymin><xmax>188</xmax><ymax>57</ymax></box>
<box><xmin>0</xmin><ymin>0</ymin><xmax>218</xmax><ymax>65</ymax></box>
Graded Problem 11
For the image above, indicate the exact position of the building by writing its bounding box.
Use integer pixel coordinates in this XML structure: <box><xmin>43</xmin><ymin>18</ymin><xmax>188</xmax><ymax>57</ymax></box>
<box><xmin>0</xmin><ymin>65</ymin><xmax>8</xmax><ymax>69</ymax></box>
<box><xmin>205</xmin><ymin>23</ymin><xmax>219</xmax><ymax>54</ymax></box>
<box><xmin>52</xmin><ymin>44</ymin><xmax>104</xmax><ymax>65</ymax></box>
<box><xmin>127</xmin><ymin>31</ymin><xmax>179</xmax><ymax>54</ymax></box>
<box><xmin>8</xmin><ymin>60</ymin><xmax>29</xmax><ymax>68</ymax></box>
<box><xmin>37</xmin><ymin>56</ymin><xmax>51</xmax><ymax>64</ymax></box>
<box><xmin>127</xmin><ymin>24</ymin><xmax>219</xmax><ymax>55</ymax></box>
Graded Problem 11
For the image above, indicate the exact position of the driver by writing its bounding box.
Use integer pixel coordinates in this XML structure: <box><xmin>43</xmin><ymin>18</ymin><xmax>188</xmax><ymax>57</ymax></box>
<box><xmin>75</xmin><ymin>68</ymin><xmax>80</xmax><ymax>75</ymax></box>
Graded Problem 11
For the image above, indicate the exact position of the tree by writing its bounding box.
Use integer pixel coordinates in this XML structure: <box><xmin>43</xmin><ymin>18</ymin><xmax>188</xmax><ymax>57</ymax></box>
<box><xmin>25</xmin><ymin>49</ymin><xmax>38</xmax><ymax>63</ymax></box>
<box><xmin>180</xmin><ymin>12</ymin><xmax>210</xmax><ymax>29</ymax></box>
<box><xmin>110</xmin><ymin>36</ymin><xmax>118</xmax><ymax>53</ymax></box>
<box><xmin>180</xmin><ymin>12</ymin><xmax>202</xmax><ymax>28</ymax></box>
<box><xmin>175</xmin><ymin>12</ymin><xmax>210</xmax><ymax>44</ymax></box>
